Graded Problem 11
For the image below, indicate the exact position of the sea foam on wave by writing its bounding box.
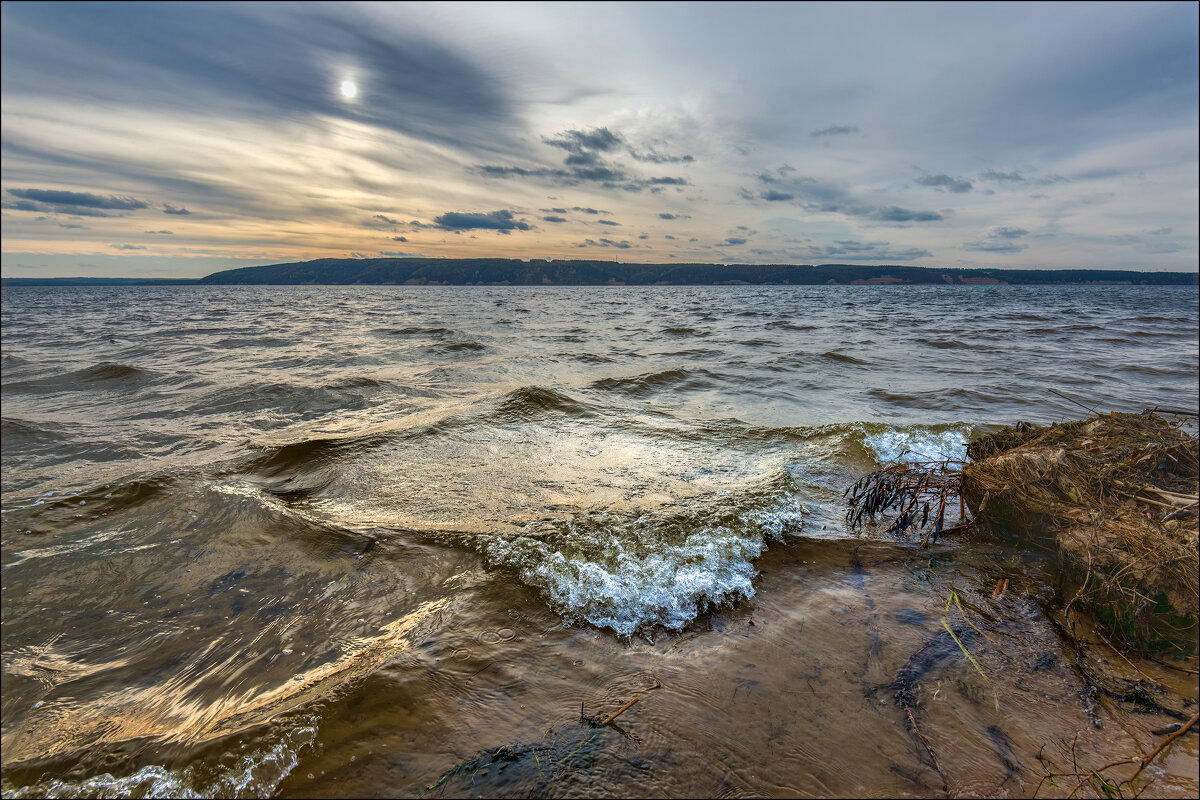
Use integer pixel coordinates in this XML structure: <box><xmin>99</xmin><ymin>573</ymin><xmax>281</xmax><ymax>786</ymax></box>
<box><xmin>471</xmin><ymin>481</ymin><xmax>804</xmax><ymax>639</ymax></box>
<box><xmin>862</xmin><ymin>426</ymin><xmax>969</xmax><ymax>465</ymax></box>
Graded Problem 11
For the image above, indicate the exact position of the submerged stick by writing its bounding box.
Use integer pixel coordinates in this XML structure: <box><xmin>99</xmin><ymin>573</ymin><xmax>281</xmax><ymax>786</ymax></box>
<box><xmin>599</xmin><ymin>694</ymin><xmax>641</xmax><ymax>726</ymax></box>
<box><xmin>1130</xmin><ymin>711</ymin><xmax>1200</xmax><ymax>783</ymax></box>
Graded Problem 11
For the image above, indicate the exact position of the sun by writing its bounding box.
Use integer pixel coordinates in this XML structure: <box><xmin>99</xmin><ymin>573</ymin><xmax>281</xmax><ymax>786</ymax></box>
<box><xmin>340</xmin><ymin>80</ymin><xmax>358</xmax><ymax>99</ymax></box>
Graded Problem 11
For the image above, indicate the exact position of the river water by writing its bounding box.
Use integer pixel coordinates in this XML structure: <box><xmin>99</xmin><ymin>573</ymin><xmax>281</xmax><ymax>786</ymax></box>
<box><xmin>2</xmin><ymin>284</ymin><xmax>1197</xmax><ymax>797</ymax></box>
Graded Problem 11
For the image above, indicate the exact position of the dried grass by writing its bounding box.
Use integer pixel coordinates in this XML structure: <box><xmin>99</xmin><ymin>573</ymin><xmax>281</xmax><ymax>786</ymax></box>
<box><xmin>961</xmin><ymin>412</ymin><xmax>1198</xmax><ymax>653</ymax></box>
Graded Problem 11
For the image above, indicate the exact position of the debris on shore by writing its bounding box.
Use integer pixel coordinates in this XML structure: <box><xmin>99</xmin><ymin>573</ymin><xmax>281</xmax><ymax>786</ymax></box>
<box><xmin>847</xmin><ymin>410</ymin><xmax>1199</xmax><ymax>654</ymax></box>
<box><xmin>962</xmin><ymin>411</ymin><xmax>1198</xmax><ymax>653</ymax></box>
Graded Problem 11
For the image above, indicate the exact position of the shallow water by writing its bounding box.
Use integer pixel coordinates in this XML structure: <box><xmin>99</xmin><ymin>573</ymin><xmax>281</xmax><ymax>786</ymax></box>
<box><xmin>2</xmin><ymin>284</ymin><xmax>1197</xmax><ymax>797</ymax></box>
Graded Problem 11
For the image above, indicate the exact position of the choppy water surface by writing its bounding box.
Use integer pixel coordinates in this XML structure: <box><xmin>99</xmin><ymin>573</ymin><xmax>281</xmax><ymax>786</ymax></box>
<box><xmin>2</xmin><ymin>284</ymin><xmax>1197</xmax><ymax>798</ymax></box>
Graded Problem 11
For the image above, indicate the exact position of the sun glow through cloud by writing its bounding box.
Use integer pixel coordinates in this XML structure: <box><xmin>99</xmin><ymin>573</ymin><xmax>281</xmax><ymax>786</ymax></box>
<box><xmin>0</xmin><ymin>1</ymin><xmax>1196</xmax><ymax>278</ymax></box>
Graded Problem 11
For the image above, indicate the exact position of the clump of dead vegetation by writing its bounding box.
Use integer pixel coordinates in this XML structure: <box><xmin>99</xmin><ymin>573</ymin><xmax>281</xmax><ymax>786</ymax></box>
<box><xmin>846</xmin><ymin>410</ymin><xmax>1199</xmax><ymax>654</ymax></box>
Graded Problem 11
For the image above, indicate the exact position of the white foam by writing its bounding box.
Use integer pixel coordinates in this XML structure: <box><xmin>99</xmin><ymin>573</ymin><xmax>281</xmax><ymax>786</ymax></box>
<box><xmin>472</xmin><ymin>487</ymin><xmax>803</xmax><ymax>638</ymax></box>
<box><xmin>863</xmin><ymin>427</ymin><xmax>969</xmax><ymax>465</ymax></box>
<box><xmin>2</xmin><ymin>720</ymin><xmax>317</xmax><ymax>800</ymax></box>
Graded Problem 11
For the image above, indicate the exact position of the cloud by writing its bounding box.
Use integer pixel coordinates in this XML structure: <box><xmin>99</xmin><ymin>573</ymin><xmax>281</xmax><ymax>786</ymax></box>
<box><xmin>379</xmin><ymin>250</ymin><xmax>421</xmax><ymax>256</ymax></box>
<box><xmin>544</xmin><ymin>127</ymin><xmax>624</xmax><ymax>154</ymax></box>
<box><xmin>596</xmin><ymin>219</ymin><xmax>620</xmax><ymax>226</ymax></box>
<box><xmin>162</xmin><ymin>203</ymin><xmax>192</xmax><ymax>215</ymax></box>
<box><xmin>914</xmin><ymin>173</ymin><xmax>973</xmax><ymax>193</ymax></box>
<box><xmin>808</xmin><ymin>240</ymin><xmax>933</xmax><ymax>260</ymax></box>
<box><xmin>143</xmin><ymin>229</ymin><xmax>174</xmax><ymax>234</ymax></box>
<box><xmin>110</xmin><ymin>243</ymin><xmax>146</xmax><ymax>250</ymax></box>
<box><xmin>862</xmin><ymin>206</ymin><xmax>943</xmax><ymax>222</ymax></box>
<box><xmin>541</xmin><ymin>215</ymin><xmax>567</xmax><ymax>223</ymax></box>
<box><xmin>574</xmin><ymin>207</ymin><xmax>605</xmax><ymax>215</ymax></box>
<box><xmin>760</xmin><ymin>190</ymin><xmax>795</xmax><ymax>202</ymax></box>
<box><xmin>374</xmin><ymin>214</ymin><xmax>399</xmax><ymax>224</ymax></box>
<box><xmin>477</xmin><ymin>126</ymin><xmax>688</xmax><ymax>192</ymax></box>
<box><xmin>963</xmin><ymin>240</ymin><xmax>1026</xmax><ymax>253</ymax></box>
<box><xmin>979</xmin><ymin>169</ymin><xmax>1025</xmax><ymax>183</ymax></box>
<box><xmin>628</xmin><ymin>150</ymin><xmax>694</xmax><ymax>163</ymax></box>
<box><xmin>60</xmin><ymin>223</ymin><xmax>88</xmax><ymax>229</ymax></box>
<box><xmin>578</xmin><ymin>238</ymin><xmax>632</xmax><ymax>249</ymax></box>
<box><xmin>810</xmin><ymin>125</ymin><xmax>861</xmax><ymax>137</ymax></box>
<box><xmin>8</xmin><ymin>188</ymin><xmax>149</xmax><ymax>209</ymax></box>
<box><xmin>433</xmin><ymin>209</ymin><xmax>532</xmax><ymax>232</ymax></box>
<box><xmin>990</xmin><ymin>226</ymin><xmax>1028</xmax><ymax>239</ymax></box>
<box><xmin>716</xmin><ymin>237</ymin><xmax>747</xmax><ymax>246</ymax></box>
<box><xmin>1</xmin><ymin>3</ymin><xmax>515</xmax><ymax>152</ymax></box>
<box><xmin>391</xmin><ymin>235</ymin><xmax>408</xmax><ymax>242</ymax></box>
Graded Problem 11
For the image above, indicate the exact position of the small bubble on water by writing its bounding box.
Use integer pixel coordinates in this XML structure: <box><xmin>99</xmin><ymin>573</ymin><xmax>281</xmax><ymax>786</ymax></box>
<box><xmin>33</xmin><ymin>701</ymin><xmax>44</xmax><ymax>709</ymax></box>
<box><xmin>307</xmin><ymin>774</ymin><xmax>314</xmax><ymax>780</ymax></box>
<box><xmin>587</xmin><ymin>450</ymin><xmax>599</xmax><ymax>456</ymax></box>
<box><xmin>282</xmin><ymin>649</ymin><xmax>293</xmax><ymax>655</ymax></box>
<box><xmin>79</xmin><ymin>500</ymin><xmax>85</xmax><ymax>505</ymax></box>
<box><xmin>294</xmin><ymin>674</ymin><xmax>305</xmax><ymax>681</ymax></box>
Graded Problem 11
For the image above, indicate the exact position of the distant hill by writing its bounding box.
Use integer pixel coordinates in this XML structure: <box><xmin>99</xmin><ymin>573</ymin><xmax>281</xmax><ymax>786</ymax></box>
<box><xmin>197</xmin><ymin>258</ymin><xmax>1197</xmax><ymax>286</ymax></box>
<box><xmin>4</xmin><ymin>259</ymin><xmax>1196</xmax><ymax>286</ymax></box>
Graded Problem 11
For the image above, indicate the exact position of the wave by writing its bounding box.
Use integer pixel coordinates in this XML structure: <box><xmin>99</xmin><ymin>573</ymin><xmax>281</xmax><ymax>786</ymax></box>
<box><xmin>492</xmin><ymin>386</ymin><xmax>595</xmax><ymax>421</ymax></box>
<box><xmin>588</xmin><ymin>368</ymin><xmax>720</xmax><ymax>397</ymax></box>
<box><xmin>1</xmin><ymin>719</ymin><xmax>318</xmax><ymax>800</ymax></box>
<box><xmin>439</xmin><ymin>471</ymin><xmax>804</xmax><ymax>638</ymax></box>
<box><xmin>2</xmin><ymin>363</ymin><xmax>155</xmax><ymax>394</ymax></box>
<box><xmin>819</xmin><ymin>351</ymin><xmax>869</xmax><ymax>365</ymax></box>
<box><xmin>374</xmin><ymin>325</ymin><xmax>454</xmax><ymax>337</ymax></box>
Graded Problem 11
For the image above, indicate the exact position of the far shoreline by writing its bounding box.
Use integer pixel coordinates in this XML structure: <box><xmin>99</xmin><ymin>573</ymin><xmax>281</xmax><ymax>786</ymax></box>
<box><xmin>3</xmin><ymin>258</ymin><xmax>1198</xmax><ymax>287</ymax></box>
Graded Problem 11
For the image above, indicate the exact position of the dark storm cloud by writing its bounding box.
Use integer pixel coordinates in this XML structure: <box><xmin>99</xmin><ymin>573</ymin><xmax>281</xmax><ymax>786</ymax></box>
<box><xmin>979</xmin><ymin>169</ymin><xmax>1026</xmax><ymax>183</ymax></box>
<box><xmin>810</xmin><ymin>125</ymin><xmax>860</xmax><ymax>137</ymax></box>
<box><xmin>433</xmin><ymin>209</ymin><xmax>532</xmax><ymax>232</ymax></box>
<box><xmin>8</xmin><ymin>188</ymin><xmax>149</xmax><ymax>209</ymax></box>
<box><xmin>914</xmin><ymin>174</ymin><xmax>973</xmax><ymax>193</ymax></box>
<box><xmin>0</xmin><ymin>3</ymin><xmax>514</xmax><ymax>152</ymax></box>
<box><xmin>162</xmin><ymin>203</ymin><xmax>192</xmax><ymax>215</ymax></box>
<box><xmin>541</xmin><ymin>215</ymin><xmax>567</xmax><ymax>223</ymax></box>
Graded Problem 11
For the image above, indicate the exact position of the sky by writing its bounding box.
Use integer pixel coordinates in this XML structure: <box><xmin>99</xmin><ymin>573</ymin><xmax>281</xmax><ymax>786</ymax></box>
<box><xmin>2</xmin><ymin>1</ymin><xmax>1197</xmax><ymax>278</ymax></box>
